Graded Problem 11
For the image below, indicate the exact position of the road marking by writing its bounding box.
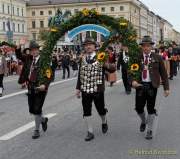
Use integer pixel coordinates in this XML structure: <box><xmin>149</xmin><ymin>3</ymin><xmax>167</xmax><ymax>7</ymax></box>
<box><xmin>0</xmin><ymin>78</ymin><xmax>122</xmax><ymax>141</ymax></box>
<box><xmin>0</xmin><ymin>78</ymin><xmax>122</xmax><ymax>100</ymax></box>
<box><xmin>3</xmin><ymin>71</ymin><xmax>64</xmax><ymax>83</ymax></box>
<box><xmin>0</xmin><ymin>78</ymin><xmax>76</xmax><ymax>100</ymax></box>
<box><xmin>0</xmin><ymin>113</ymin><xmax>57</xmax><ymax>141</ymax></box>
<box><xmin>4</xmin><ymin>77</ymin><xmax>19</xmax><ymax>83</ymax></box>
<box><xmin>115</xmin><ymin>79</ymin><xmax>122</xmax><ymax>84</ymax></box>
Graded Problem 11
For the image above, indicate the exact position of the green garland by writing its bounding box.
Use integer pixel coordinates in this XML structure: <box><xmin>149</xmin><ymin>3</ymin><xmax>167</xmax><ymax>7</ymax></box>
<box><xmin>0</xmin><ymin>41</ymin><xmax>16</xmax><ymax>48</ymax></box>
<box><xmin>39</xmin><ymin>8</ymin><xmax>140</xmax><ymax>83</ymax></box>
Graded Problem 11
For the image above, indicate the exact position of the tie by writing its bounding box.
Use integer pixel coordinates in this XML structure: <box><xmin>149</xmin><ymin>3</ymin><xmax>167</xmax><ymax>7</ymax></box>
<box><xmin>143</xmin><ymin>55</ymin><xmax>149</xmax><ymax>80</ymax></box>
<box><xmin>87</xmin><ymin>55</ymin><xmax>91</xmax><ymax>64</ymax></box>
<box><xmin>29</xmin><ymin>58</ymin><xmax>36</xmax><ymax>82</ymax></box>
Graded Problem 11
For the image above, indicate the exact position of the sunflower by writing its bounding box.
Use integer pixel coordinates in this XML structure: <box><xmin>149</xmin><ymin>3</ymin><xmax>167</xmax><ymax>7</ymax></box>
<box><xmin>96</xmin><ymin>52</ymin><xmax>108</xmax><ymax>63</ymax></box>
<box><xmin>131</xmin><ymin>64</ymin><xmax>139</xmax><ymax>71</ymax></box>
<box><xmin>98</xmin><ymin>52</ymin><xmax>105</xmax><ymax>61</ymax></box>
<box><xmin>45</xmin><ymin>68</ymin><xmax>52</xmax><ymax>79</ymax></box>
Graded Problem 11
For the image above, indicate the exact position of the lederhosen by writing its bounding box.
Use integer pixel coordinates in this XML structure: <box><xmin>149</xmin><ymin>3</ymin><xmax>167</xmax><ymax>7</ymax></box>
<box><xmin>0</xmin><ymin>56</ymin><xmax>5</xmax><ymax>88</ymax></box>
<box><xmin>79</xmin><ymin>55</ymin><xmax>107</xmax><ymax>117</ymax></box>
<box><xmin>27</xmin><ymin>59</ymin><xmax>47</xmax><ymax>115</ymax></box>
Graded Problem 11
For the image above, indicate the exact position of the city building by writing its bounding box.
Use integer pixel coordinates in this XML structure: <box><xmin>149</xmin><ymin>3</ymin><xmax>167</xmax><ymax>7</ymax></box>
<box><xmin>26</xmin><ymin>0</ymin><xmax>141</xmax><ymax>43</ymax></box>
<box><xmin>0</xmin><ymin>0</ymin><xmax>28</xmax><ymax>44</ymax></box>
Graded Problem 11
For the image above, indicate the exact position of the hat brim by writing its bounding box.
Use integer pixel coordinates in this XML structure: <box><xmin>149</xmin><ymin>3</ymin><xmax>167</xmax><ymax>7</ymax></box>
<box><xmin>29</xmin><ymin>46</ymin><xmax>40</xmax><ymax>49</ymax></box>
<box><xmin>23</xmin><ymin>48</ymin><xmax>30</xmax><ymax>53</ymax></box>
<box><xmin>139</xmin><ymin>42</ymin><xmax>155</xmax><ymax>45</ymax></box>
<box><xmin>83</xmin><ymin>41</ymin><xmax>96</xmax><ymax>46</ymax></box>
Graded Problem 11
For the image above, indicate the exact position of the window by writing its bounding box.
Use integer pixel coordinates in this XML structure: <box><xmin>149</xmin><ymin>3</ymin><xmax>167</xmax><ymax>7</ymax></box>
<box><xmin>40</xmin><ymin>21</ymin><xmax>44</xmax><ymax>28</ymax></box>
<box><xmin>18</xmin><ymin>24</ymin><xmax>20</xmax><ymax>32</ymax></box>
<box><xmin>32</xmin><ymin>11</ymin><xmax>35</xmax><ymax>16</ymax></box>
<box><xmin>74</xmin><ymin>9</ymin><xmax>78</xmax><ymax>13</ymax></box>
<box><xmin>101</xmin><ymin>7</ymin><xmax>105</xmax><ymax>12</ymax></box>
<box><xmin>111</xmin><ymin>7</ymin><xmax>115</xmax><ymax>12</ymax></box>
<box><xmin>3</xmin><ymin>22</ymin><xmax>6</xmax><ymax>31</ymax></box>
<box><xmin>48</xmin><ymin>10</ymin><xmax>52</xmax><ymax>15</ymax></box>
<box><xmin>17</xmin><ymin>8</ymin><xmax>19</xmax><ymax>16</ymax></box>
<box><xmin>40</xmin><ymin>11</ymin><xmax>44</xmax><ymax>15</ymax></box>
<box><xmin>32</xmin><ymin>33</ymin><xmax>36</xmax><ymax>40</ymax></box>
<box><xmin>120</xmin><ymin>6</ymin><xmax>124</xmax><ymax>11</ymax></box>
<box><xmin>13</xmin><ymin>23</ymin><xmax>15</xmax><ymax>32</ymax></box>
<box><xmin>22</xmin><ymin>8</ymin><xmax>24</xmax><ymax>16</ymax></box>
<box><xmin>12</xmin><ymin>6</ymin><xmax>15</xmax><ymax>15</ymax></box>
<box><xmin>22</xmin><ymin>24</ymin><xmax>24</xmax><ymax>33</ymax></box>
<box><xmin>8</xmin><ymin>6</ymin><xmax>10</xmax><ymax>14</ymax></box>
<box><xmin>2</xmin><ymin>4</ymin><xmax>5</xmax><ymax>13</ymax></box>
<box><xmin>32</xmin><ymin>21</ymin><xmax>36</xmax><ymax>29</ymax></box>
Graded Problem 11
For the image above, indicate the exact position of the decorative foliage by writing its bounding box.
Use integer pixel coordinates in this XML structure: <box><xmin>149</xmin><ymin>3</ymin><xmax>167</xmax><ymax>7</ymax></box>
<box><xmin>39</xmin><ymin>8</ymin><xmax>139</xmax><ymax>83</ymax></box>
<box><xmin>0</xmin><ymin>41</ymin><xmax>16</xmax><ymax>48</ymax></box>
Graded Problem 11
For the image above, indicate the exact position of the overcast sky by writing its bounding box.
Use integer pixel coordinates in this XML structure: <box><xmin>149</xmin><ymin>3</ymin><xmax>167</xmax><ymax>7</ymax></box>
<box><xmin>141</xmin><ymin>0</ymin><xmax>180</xmax><ymax>32</ymax></box>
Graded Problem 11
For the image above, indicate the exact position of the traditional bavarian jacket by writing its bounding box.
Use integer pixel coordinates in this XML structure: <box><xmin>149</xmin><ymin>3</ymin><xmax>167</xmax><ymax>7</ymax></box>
<box><xmin>76</xmin><ymin>52</ymin><xmax>115</xmax><ymax>93</ymax></box>
<box><xmin>15</xmin><ymin>48</ymin><xmax>52</xmax><ymax>91</ymax></box>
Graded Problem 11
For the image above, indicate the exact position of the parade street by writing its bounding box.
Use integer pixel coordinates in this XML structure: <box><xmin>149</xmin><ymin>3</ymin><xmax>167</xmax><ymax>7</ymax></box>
<box><xmin>0</xmin><ymin>71</ymin><xmax>179</xmax><ymax>159</ymax></box>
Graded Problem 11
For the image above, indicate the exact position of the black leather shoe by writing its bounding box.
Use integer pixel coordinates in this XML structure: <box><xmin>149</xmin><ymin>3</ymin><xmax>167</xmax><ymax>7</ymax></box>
<box><xmin>126</xmin><ymin>91</ymin><xmax>131</xmax><ymax>95</ymax></box>
<box><xmin>102</xmin><ymin>123</ymin><xmax>108</xmax><ymax>134</ymax></box>
<box><xmin>0</xmin><ymin>94</ymin><xmax>2</xmax><ymax>97</ymax></box>
<box><xmin>140</xmin><ymin>123</ymin><xmax>146</xmax><ymax>132</ymax></box>
<box><xmin>32</xmin><ymin>130</ymin><xmax>40</xmax><ymax>139</ymax></box>
<box><xmin>42</xmin><ymin>117</ymin><xmax>48</xmax><ymax>132</ymax></box>
<box><xmin>145</xmin><ymin>130</ymin><xmax>153</xmax><ymax>140</ymax></box>
<box><xmin>85</xmin><ymin>132</ymin><xmax>94</xmax><ymax>142</ymax></box>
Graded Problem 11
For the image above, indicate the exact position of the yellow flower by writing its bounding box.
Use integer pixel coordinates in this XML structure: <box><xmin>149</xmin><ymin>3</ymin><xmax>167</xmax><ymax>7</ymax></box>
<box><xmin>82</xmin><ymin>8</ymin><xmax>89</xmax><ymax>16</ymax></box>
<box><xmin>50</xmin><ymin>28</ymin><xmax>58</xmax><ymax>32</ymax></box>
<box><xmin>45</xmin><ymin>68</ymin><xmax>52</xmax><ymax>79</ymax></box>
<box><xmin>120</xmin><ymin>22</ymin><xmax>127</xmax><ymax>26</ymax></box>
<box><xmin>97</xmin><ymin>52</ymin><xmax>105</xmax><ymax>61</ymax></box>
<box><xmin>131</xmin><ymin>64</ymin><xmax>139</xmax><ymax>71</ymax></box>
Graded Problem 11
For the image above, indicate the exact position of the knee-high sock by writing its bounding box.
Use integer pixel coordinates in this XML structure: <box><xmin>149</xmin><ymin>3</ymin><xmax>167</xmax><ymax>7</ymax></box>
<box><xmin>0</xmin><ymin>87</ymin><xmax>3</xmax><ymax>94</ymax></box>
<box><xmin>101</xmin><ymin>115</ymin><xmax>107</xmax><ymax>124</ymax></box>
<box><xmin>138</xmin><ymin>112</ymin><xmax>146</xmax><ymax>124</ymax></box>
<box><xmin>147</xmin><ymin>114</ymin><xmax>155</xmax><ymax>131</ymax></box>
<box><xmin>84</xmin><ymin>117</ymin><xmax>93</xmax><ymax>133</ymax></box>
<box><xmin>34</xmin><ymin>115</ymin><xmax>44</xmax><ymax>131</ymax></box>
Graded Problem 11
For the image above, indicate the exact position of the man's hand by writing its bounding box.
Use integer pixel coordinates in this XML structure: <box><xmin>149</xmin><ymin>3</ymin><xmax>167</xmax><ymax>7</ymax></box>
<box><xmin>164</xmin><ymin>90</ymin><xmax>170</xmax><ymax>97</ymax></box>
<box><xmin>132</xmin><ymin>81</ymin><xmax>142</xmax><ymax>88</ymax></box>
<box><xmin>16</xmin><ymin>45</ymin><xmax>21</xmax><ymax>49</ymax></box>
<box><xmin>36</xmin><ymin>85</ymin><xmax>46</xmax><ymax>91</ymax></box>
<box><xmin>76</xmin><ymin>89</ymin><xmax>81</xmax><ymax>98</ymax></box>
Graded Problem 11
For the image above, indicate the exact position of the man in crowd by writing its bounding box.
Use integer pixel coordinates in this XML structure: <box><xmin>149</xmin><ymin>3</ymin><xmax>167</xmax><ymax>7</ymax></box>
<box><xmin>16</xmin><ymin>41</ymin><xmax>52</xmax><ymax>139</ymax></box>
<box><xmin>76</xmin><ymin>38</ymin><xmax>115</xmax><ymax>142</ymax></box>
<box><xmin>117</xmin><ymin>43</ymin><xmax>131</xmax><ymax>94</ymax></box>
<box><xmin>131</xmin><ymin>36</ymin><xmax>170</xmax><ymax>140</ymax></box>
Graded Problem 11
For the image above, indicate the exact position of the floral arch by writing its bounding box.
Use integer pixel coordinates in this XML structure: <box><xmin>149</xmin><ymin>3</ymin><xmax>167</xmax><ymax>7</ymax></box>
<box><xmin>39</xmin><ymin>8</ymin><xmax>140</xmax><ymax>83</ymax></box>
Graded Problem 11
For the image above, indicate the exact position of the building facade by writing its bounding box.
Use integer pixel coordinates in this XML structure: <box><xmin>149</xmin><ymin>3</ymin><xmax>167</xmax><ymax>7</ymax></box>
<box><xmin>163</xmin><ymin>20</ymin><xmax>173</xmax><ymax>42</ymax></box>
<box><xmin>26</xmin><ymin>0</ymin><xmax>179</xmax><ymax>45</ymax></box>
<box><xmin>138</xmin><ymin>1</ymin><xmax>148</xmax><ymax>40</ymax></box>
<box><xmin>0</xmin><ymin>0</ymin><xmax>28</xmax><ymax>44</ymax></box>
<box><xmin>26</xmin><ymin>0</ymin><xmax>141</xmax><ymax>43</ymax></box>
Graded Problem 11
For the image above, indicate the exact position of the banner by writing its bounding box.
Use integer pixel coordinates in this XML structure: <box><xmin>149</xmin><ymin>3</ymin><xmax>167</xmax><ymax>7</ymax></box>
<box><xmin>68</xmin><ymin>24</ymin><xmax>110</xmax><ymax>41</ymax></box>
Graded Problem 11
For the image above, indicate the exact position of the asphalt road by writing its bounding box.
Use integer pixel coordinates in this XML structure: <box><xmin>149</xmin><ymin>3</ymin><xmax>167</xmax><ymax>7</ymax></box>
<box><xmin>0</xmin><ymin>70</ymin><xmax>179</xmax><ymax>159</ymax></box>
